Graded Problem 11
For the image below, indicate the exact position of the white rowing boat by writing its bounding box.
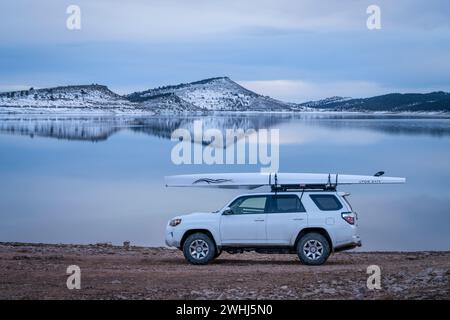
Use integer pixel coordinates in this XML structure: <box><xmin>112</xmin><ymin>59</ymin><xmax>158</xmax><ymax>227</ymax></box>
<box><xmin>165</xmin><ymin>172</ymin><xmax>406</xmax><ymax>190</ymax></box>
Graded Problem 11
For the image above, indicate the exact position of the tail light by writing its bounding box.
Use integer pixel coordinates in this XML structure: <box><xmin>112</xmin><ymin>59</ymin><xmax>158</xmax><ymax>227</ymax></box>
<box><xmin>341</xmin><ymin>212</ymin><xmax>355</xmax><ymax>225</ymax></box>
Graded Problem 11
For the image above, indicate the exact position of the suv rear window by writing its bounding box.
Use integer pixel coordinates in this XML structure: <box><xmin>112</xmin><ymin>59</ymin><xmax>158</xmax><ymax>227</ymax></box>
<box><xmin>269</xmin><ymin>195</ymin><xmax>306</xmax><ymax>213</ymax></box>
<box><xmin>310</xmin><ymin>194</ymin><xmax>343</xmax><ymax>211</ymax></box>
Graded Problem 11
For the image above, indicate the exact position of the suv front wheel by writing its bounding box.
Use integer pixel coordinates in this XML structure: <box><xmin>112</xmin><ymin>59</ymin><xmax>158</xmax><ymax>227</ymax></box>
<box><xmin>183</xmin><ymin>232</ymin><xmax>216</xmax><ymax>265</ymax></box>
<box><xmin>297</xmin><ymin>232</ymin><xmax>330</xmax><ymax>265</ymax></box>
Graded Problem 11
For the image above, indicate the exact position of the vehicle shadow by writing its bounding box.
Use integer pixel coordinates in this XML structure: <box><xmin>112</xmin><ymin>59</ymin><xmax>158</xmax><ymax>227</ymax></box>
<box><xmin>212</xmin><ymin>258</ymin><xmax>350</xmax><ymax>266</ymax></box>
<box><xmin>160</xmin><ymin>256</ymin><xmax>350</xmax><ymax>266</ymax></box>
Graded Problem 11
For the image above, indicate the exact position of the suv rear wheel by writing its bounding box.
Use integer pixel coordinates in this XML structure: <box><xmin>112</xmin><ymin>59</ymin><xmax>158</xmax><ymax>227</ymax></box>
<box><xmin>297</xmin><ymin>232</ymin><xmax>330</xmax><ymax>265</ymax></box>
<box><xmin>183</xmin><ymin>232</ymin><xmax>216</xmax><ymax>265</ymax></box>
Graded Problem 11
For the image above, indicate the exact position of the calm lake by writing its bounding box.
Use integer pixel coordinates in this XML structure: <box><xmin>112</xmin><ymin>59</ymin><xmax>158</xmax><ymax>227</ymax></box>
<box><xmin>0</xmin><ymin>113</ymin><xmax>449</xmax><ymax>251</ymax></box>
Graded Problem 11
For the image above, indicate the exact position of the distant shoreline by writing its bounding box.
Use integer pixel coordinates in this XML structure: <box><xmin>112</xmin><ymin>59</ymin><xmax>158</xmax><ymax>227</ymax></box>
<box><xmin>1</xmin><ymin>241</ymin><xmax>449</xmax><ymax>253</ymax></box>
<box><xmin>0</xmin><ymin>108</ymin><xmax>449</xmax><ymax>117</ymax></box>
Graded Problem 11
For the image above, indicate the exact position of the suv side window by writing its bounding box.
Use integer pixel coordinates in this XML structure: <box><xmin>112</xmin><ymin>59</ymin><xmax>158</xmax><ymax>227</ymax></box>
<box><xmin>310</xmin><ymin>194</ymin><xmax>343</xmax><ymax>211</ymax></box>
<box><xmin>269</xmin><ymin>195</ymin><xmax>306</xmax><ymax>213</ymax></box>
<box><xmin>229</xmin><ymin>196</ymin><xmax>269</xmax><ymax>214</ymax></box>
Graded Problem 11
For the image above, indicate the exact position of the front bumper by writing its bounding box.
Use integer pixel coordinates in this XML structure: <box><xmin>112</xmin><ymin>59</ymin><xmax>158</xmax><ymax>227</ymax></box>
<box><xmin>165</xmin><ymin>226</ymin><xmax>181</xmax><ymax>248</ymax></box>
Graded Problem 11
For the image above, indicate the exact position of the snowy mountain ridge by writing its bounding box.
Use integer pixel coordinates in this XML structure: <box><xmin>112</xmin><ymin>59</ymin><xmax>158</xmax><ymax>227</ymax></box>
<box><xmin>127</xmin><ymin>77</ymin><xmax>295</xmax><ymax>112</ymax></box>
<box><xmin>0</xmin><ymin>85</ymin><xmax>137</xmax><ymax>111</ymax></box>
<box><xmin>299</xmin><ymin>96</ymin><xmax>352</xmax><ymax>108</ymax></box>
<box><xmin>0</xmin><ymin>78</ymin><xmax>300</xmax><ymax>113</ymax></box>
<box><xmin>2</xmin><ymin>78</ymin><xmax>449</xmax><ymax>114</ymax></box>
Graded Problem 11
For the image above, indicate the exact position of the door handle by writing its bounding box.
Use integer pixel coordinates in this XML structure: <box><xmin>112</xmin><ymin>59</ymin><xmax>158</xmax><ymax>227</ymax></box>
<box><xmin>293</xmin><ymin>218</ymin><xmax>304</xmax><ymax>221</ymax></box>
<box><xmin>254</xmin><ymin>219</ymin><xmax>265</xmax><ymax>222</ymax></box>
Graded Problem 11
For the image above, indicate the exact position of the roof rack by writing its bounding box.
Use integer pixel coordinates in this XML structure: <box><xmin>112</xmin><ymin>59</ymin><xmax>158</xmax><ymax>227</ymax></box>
<box><xmin>271</xmin><ymin>184</ymin><xmax>337</xmax><ymax>192</ymax></box>
<box><xmin>270</xmin><ymin>173</ymin><xmax>337</xmax><ymax>192</ymax></box>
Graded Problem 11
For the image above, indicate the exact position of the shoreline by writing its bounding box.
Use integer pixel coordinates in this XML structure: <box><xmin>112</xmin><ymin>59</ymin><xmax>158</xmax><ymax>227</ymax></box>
<box><xmin>2</xmin><ymin>241</ymin><xmax>450</xmax><ymax>253</ymax></box>
<box><xmin>1</xmin><ymin>241</ymin><xmax>448</xmax><ymax>299</ymax></box>
<box><xmin>0</xmin><ymin>109</ymin><xmax>449</xmax><ymax>118</ymax></box>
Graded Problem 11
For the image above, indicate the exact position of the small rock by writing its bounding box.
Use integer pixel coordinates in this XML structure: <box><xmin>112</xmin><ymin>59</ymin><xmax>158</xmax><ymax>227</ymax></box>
<box><xmin>111</xmin><ymin>280</ymin><xmax>121</xmax><ymax>284</ymax></box>
<box><xmin>96</xmin><ymin>242</ymin><xmax>112</xmax><ymax>248</ymax></box>
<box><xmin>323</xmin><ymin>288</ymin><xmax>337</xmax><ymax>294</ymax></box>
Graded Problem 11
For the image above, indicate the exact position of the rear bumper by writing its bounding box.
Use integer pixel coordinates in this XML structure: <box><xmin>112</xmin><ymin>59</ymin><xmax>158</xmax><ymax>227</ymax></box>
<box><xmin>334</xmin><ymin>235</ymin><xmax>362</xmax><ymax>252</ymax></box>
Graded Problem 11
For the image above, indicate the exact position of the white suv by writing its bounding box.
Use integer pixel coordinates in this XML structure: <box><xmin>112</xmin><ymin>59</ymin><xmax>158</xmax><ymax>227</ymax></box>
<box><xmin>165</xmin><ymin>191</ymin><xmax>361</xmax><ymax>265</ymax></box>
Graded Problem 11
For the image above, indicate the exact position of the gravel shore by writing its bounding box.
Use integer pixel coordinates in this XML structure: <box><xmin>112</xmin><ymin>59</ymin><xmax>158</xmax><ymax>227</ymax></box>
<box><xmin>0</xmin><ymin>242</ymin><xmax>448</xmax><ymax>300</ymax></box>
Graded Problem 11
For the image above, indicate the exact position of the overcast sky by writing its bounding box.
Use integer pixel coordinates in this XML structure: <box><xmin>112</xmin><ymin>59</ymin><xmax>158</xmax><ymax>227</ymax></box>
<box><xmin>1</xmin><ymin>0</ymin><xmax>450</xmax><ymax>102</ymax></box>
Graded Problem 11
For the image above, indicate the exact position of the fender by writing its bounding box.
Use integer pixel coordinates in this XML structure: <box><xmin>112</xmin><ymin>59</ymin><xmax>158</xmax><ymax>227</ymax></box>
<box><xmin>180</xmin><ymin>224</ymin><xmax>222</xmax><ymax>248</ymax></box>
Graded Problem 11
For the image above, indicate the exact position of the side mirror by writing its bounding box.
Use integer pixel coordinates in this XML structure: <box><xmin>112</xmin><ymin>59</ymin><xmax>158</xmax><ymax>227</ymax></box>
<box><xmin>222</xmin><ymin>207</ymin><xmax>233</xmax><ymax>215</ymax></box>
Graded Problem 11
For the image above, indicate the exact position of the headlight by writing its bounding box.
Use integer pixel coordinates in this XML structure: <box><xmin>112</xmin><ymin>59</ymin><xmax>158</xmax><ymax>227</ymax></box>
<box><xmin>169</xmin><ymin>218</ymin><xmax>182</xmax><ymax>227</ymax></box>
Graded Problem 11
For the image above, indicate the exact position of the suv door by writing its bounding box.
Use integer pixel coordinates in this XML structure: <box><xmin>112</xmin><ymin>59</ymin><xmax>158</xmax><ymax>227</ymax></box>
<box><xmin>220</xmin><ymin>195</ymin><xmax>269</xmax><ymax>245</ymax></box>
<box><xmin>266</xmin><ymin>194</ymin><xmax>308</xmax><ymax>246</ymax></box>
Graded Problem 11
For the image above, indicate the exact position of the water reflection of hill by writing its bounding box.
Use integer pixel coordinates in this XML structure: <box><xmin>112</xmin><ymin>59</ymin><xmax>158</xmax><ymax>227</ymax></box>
<box><xmin>0</xmin><ymin>114</ymin><xmax>289</xmax><ymax>142</ymax></box>
<box><xmin>0</xmin><ymin>113</ymin><xmax>449</xmax><ymax>142</ymax></box>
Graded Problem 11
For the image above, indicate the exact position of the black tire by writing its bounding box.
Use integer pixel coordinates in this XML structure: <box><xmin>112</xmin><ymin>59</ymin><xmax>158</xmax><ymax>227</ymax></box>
<box><xmin>183</xmin><ymin>232</ymin><xmax>216</xmax><ymax>265</ymax></box>
<box><xmin>297</xmin><ymin>232</ymin><xmax>330</xmax><ymax>266</ymax></box>
<box><xmin>214</xmin><ymin>250</ymin><xmax>222</xmax><ymax>258</ymax></box>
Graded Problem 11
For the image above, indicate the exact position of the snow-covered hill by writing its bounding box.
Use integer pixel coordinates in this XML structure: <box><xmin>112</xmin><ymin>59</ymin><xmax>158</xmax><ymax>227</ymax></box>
<box><xmin>298</xmin><ymin>96</ymin><xmax>352</xmax><ymax>108</ymax></box>
<box><xmin>2</xmin><ymin>78</ymin><xmax>449</xmax><ymax>114</ymax></box>
<box><xmin>137</xmin><ymin>93</ymin><xmax>204</xmax><ymax>113</ymax></box>
<box><xmin>0</xmin><ymin>79</ymin><xmax>300</xmax><ymax>113</ymax></box>
<box><xmin>298</xmin><ymin>92</ymin><xmax>450</xmax><ymax>112</ymax></box>
<box><xmin>0</xmin><ymin>85</ymin><xmax>137</xmax><ymax>112</ymax></box>
<box><xmin>127</xmin><ymin>77</ymin><xmax>295</xmax><ymax>112</ymax></box>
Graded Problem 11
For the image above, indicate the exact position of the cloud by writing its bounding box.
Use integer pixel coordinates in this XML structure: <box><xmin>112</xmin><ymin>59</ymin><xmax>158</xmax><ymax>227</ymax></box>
<box><xmin>1</xmin><ymin>1</ymin><xmax>356</xmax><ymax>43</ymax></box>
<box><xmin>2</xmin><ymin>0</ymin><xmax>450</xmax><ymax>44</ymax></box>
<box><xmin>238</xmin><ymin>79</ymin><xmax>385</xmax><ymax>102</ymax></box>
<box><xmin>238</xmin><ymin>79</ymin><xmax>450</xmax><ymax>102</ymax></box>
<box><xmin>1</xmin><ymin>0</ymin><xmax>450</xmax><ymax>96</ymax></box>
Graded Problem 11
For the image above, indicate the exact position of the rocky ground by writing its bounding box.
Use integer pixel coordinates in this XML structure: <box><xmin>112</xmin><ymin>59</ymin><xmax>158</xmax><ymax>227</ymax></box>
<box><xmin>0</xmin><ymin>242</ymin><xmax>448</xmax><ymax>300</ymax></box>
